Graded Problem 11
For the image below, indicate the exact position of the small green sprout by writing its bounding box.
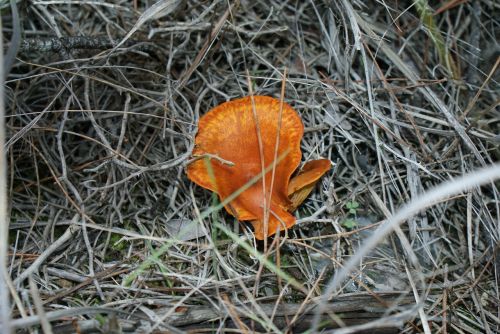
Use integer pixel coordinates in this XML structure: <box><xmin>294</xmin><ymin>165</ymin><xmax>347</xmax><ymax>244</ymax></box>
<box><xmin>342</xmin><ymin>201</ymin><xmax>360</xmax><ymax>229</ymax></box>
<box><xmin>346</xmin><ymin>201</ymin><xmax>359</xmax><ymax>215</ymax></box>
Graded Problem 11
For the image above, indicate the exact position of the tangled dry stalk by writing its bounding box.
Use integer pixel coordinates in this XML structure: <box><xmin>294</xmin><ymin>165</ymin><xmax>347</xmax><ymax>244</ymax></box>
<box><xmin>1</xmin><ymin>0</ymin><xmax>499</xmax><ymax>333</ymax></box>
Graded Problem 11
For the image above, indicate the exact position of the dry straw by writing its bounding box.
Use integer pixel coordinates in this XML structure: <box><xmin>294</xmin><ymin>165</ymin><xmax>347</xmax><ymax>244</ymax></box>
<box><xmin>3</xmin><ymin>0</ymin><xmax>499</xmax><ymax>332</ymax></box>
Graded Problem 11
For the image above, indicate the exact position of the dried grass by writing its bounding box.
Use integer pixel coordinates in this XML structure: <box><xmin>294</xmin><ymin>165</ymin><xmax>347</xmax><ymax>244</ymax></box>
<box><xmin>2</xmin><ymin>0</ymin><xmax>499</xmax><ymax>333</ymax></box>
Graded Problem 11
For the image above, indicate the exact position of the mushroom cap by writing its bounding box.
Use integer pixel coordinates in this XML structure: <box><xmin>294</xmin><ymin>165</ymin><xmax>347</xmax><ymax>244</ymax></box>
<box><xmin>287</xmin><ymin>159</ymin><xmax>332</xmax><ymax>211</ymax></box>
<box><xmin>187</xmin><ymin>96</ymin><xmax>304</xmax><ymax>239</ymax></box>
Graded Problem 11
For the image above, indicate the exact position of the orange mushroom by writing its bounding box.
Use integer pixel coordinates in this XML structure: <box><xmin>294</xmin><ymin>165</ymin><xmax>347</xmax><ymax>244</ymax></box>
<box><xmin>187</xmin><ymin>96</ymin><xmax>331</xmax><ymax>240</ymax></box>
<box><xmin>287</xmin><ymin>159</ymin><xmax>332</xmax><ymax>211</ymax></box>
